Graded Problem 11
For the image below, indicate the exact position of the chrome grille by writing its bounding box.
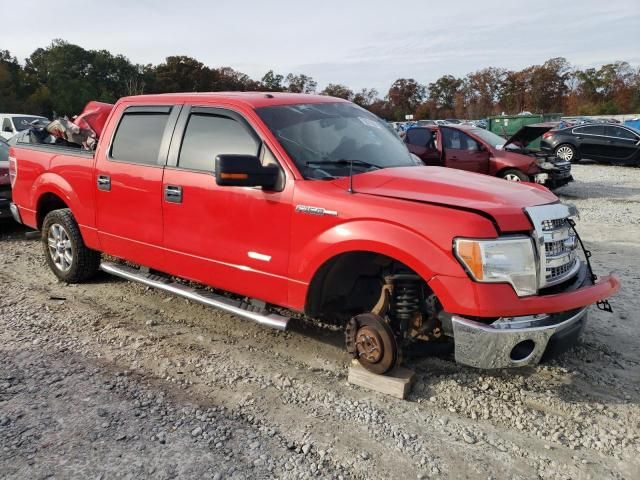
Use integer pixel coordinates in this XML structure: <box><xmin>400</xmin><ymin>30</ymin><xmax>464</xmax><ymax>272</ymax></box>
<box><xmin>545</xmin><ymin>239</ymin><xmax>566</xmax><ymax>256</ymax></box>
<box><xmin>547</xmin><ymin>261</ymin><xmax>576</xmax><ymax>281</ymax></box>
<box><xmin>541</xmin><ymin>218</ymin><xmax>566</xmax><ymax>231</ymax></box>
<box><xmin>525</xmin><ymin>204</ymin><xmax>581</xmax><ymax>289</ymax></box>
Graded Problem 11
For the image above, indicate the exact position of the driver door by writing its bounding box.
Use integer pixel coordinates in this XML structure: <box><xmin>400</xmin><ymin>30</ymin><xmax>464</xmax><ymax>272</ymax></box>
<box><xmin>441</xmin><ymin>127</ymin><xmax>490</xmax><ymax>173</ymax></box>
<box><xmin>161</xmin><ymin>106</ymin><xmax>293</xmax><ymax>306</ymax></box>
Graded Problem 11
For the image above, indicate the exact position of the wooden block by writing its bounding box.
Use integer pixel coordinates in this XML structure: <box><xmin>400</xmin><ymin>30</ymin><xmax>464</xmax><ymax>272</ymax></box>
<box><xmin>348</xmin><ymin>360</ymin><xmax>415</xmax><ymax>399</ymax></box>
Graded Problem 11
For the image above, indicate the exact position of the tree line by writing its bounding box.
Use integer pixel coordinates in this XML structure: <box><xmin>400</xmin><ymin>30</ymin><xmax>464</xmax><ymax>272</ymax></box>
<box><xmin>1</xmin><ymin>39</ymin><xmax>639</xmax><ymax>121</ymax></box>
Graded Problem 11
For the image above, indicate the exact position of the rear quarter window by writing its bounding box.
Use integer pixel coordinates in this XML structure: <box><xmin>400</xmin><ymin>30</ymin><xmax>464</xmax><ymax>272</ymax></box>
<box><xmin>110</xmin><ymin>110</ymin><xmax>170</xmax><ymax>165</ymax></box>
<box><xmin>606</xmin><ymin>126</ymin><xmax>638</xmax><ymax>140</ymax></box>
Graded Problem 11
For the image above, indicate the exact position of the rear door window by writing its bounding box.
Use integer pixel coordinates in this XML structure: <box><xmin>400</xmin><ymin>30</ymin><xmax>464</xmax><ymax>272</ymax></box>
<box><xmin>110</xmin><ymin>108</ymin><xmax>171</xmax><ymax>165</ymax></box>
<box><xmin>178</xmin><ymin>112</ymin><xmax>260</xmax><ymax>172</ymax></box>
<box><xmin>574</xmin><ymin>125</ymin><xmax>604</xmax><ymax>136</ymax></box>
<box><xmin>605</xmin><ymin>126</ymin><xmax>638</xmax><ymax>140</ymax></box>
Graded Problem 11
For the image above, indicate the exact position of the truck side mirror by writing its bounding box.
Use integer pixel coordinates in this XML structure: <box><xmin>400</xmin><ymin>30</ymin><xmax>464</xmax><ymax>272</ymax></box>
<box><xmin>215</xmin><ymin>154</ymin><xmax>279</xmax><ymax>189</ymax></box>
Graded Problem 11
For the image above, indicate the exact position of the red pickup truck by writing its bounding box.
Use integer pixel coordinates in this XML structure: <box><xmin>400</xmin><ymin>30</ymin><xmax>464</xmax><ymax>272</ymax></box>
<box><xmin>9</xmin><ymin>93</ymin><xmax>619</xmax><ymax>374</ymax></box>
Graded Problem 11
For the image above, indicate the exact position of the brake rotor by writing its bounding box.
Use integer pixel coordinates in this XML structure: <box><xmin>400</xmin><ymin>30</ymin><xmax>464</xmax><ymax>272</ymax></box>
<box><xmin>345</xmin><ymin>313</ymin><xmax>398</xmax><ymax>375</ymax></box>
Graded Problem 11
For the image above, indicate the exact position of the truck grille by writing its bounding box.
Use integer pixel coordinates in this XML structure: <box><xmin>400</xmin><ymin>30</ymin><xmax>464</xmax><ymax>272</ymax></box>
<box><xmin>547</xmin><ymin>261</ymin><xmax>576</xmax><ymax>281</ymax></box>
<box><xmin>525</xmin><ymin>204</ymin><xmax>581</xmax><ymax>288</ymax></box>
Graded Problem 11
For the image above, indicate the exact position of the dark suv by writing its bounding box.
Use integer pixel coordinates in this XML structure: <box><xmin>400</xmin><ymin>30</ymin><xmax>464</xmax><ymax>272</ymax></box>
<box><xmin>541</xmin><ymin>124</ymin><xmax>640</xmax><ymax>165</ymax></box>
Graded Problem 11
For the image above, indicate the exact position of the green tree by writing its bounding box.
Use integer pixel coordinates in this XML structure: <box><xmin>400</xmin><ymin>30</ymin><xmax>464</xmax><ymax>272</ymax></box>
<box><xmin>152</xmin><ymin>56</ymin><xmax>213</xmax><ymax>93</ymax></box>
<box><xmin>0</xmin><ymin>50</ymin><xmax>23</xmax><ymax>111</ymax></box>
<box><xmin>353</xmin><ymin>88</ymin><xmax>379</xmax><ymax>108</ymax></box>
<box><xmin>261</xmin><ymin>70</ymin><xmax>284</xmax><ymax>91</ymax></box>
<box><xmin>212</xmin><ymin>67</ymin><xmax>259</xmax><ymax>91</ymax></box>
<box><xmin>320</xmin><ymin>83</ymin><xmax>354</xmax><ymax>100</ymax></box>
<box><xmin>386</xmin><ymin>78</ymin><xmax>426</xmax><ymax>120</ymax></box>
<box><xmin>427</xmin><ymin>75</ymin><xmax>462</xmax><ymax>114</ymax></box>
<box><xmin>285</xmin><ymin>73</ymin><xmax>317</xmax><ymax>94</ymax></box>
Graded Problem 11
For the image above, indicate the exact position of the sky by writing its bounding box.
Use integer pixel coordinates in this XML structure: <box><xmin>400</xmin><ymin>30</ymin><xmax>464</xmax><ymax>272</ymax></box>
<box><xmin>2</xmin><ymin>0</ymin><xmax>639</xmax><ymax>93</ymax></box>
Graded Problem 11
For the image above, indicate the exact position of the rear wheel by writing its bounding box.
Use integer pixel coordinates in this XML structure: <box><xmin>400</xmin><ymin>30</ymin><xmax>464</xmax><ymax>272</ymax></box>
<box><xmin>555</xmin><ymin>144</ymin><xmax>578</xmax><ymax>163</ymax></box>
<box><xmin>42</xmin><ymin>209</ymin><xmax>101</xmax><ymax>283</ymax></box>
<box><xmin>500</xmin><ymin>169</ymin><xmax>529</xmax><ymax>182</ymax></box>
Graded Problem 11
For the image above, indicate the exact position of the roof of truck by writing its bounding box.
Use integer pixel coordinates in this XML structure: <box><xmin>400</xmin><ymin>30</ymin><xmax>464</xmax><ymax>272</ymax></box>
<box><xmin>117</xmin><ymin>92</ymin><xmax>347</xmax><ymax>109</ymax></box>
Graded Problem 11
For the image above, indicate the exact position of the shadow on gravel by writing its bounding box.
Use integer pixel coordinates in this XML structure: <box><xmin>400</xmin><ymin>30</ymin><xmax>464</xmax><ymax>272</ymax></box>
<box><xmin>0</xmin><ymin>221</ymin><xmax>33</xmax><ymax>240</ymax></box>
<box><xmin>286</xmin><ymin>317</ymin><xmax>345</xmax><ymax>350</ymax></box>
<box><xmin>556</xmin><ymin>181</ymin><xmax>640</xmax><ymax>199</ymax></box>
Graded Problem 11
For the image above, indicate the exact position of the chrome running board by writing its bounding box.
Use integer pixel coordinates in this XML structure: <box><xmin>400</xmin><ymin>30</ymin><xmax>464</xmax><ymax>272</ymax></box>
<box><xmin>100</xmin><ymin>261</ymin><xmax>289</xmax><ymax>330</ymax></box>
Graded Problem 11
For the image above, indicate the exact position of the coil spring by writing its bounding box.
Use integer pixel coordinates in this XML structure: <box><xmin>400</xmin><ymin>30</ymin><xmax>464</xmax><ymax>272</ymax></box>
<box><xmin>391</xmin><ymin>277</ymin><xmax>420</xmax><ymax>326</ymax></box>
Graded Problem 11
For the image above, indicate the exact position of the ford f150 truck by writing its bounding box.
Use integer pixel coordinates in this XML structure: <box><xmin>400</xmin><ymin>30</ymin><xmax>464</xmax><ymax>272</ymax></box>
<box><xmin>9</xmin><ymin>93</ymin><xmax>619</xmax><ymax>374</ymax></box>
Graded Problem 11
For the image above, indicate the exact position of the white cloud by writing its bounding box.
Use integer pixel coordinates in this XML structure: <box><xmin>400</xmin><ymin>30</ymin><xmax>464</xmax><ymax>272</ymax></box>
<box><xmin>3</xmin><ymin>0</ymin><xmax>638</xmax><ymax>93</ymax></box>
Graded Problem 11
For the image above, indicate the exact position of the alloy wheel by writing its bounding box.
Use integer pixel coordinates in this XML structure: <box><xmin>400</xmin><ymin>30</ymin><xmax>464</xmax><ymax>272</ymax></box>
<box><xmin>556</xmin><ymin>145</ymin><xmax>574</xmax><ymax>161</ymax></box>
<box><xmin>47</xmin><ymin>223</ymin><xmax>74</xmax><ymax>272</ymax></box>
<box><xmin>504</xmin><ymin>173</ymin><xmax>522</xmax><ymax>182</ymax></box>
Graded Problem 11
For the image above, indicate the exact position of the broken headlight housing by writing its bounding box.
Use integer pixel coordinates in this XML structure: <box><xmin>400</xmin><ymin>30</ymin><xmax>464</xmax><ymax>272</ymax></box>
<box><xmin>454</xmin><ymin>236</ymin><xmax>538</xmax><ymax>297</ymax></box>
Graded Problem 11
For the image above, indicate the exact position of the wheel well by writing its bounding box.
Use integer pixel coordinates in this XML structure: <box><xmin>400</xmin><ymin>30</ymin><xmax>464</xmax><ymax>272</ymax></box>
<box><xmin>305</xmin><ymin>251</ymin><xmax>417</xmax><ymax>325</ymax></box>
<box><xmin>36</xmin><ymin>193</ymin><xmax>68</xmax><ymax>229</ymax></box>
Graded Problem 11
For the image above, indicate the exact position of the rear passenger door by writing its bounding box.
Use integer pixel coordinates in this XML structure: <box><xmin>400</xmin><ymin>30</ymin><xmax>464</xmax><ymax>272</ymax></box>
<box><xmin>572</xmin><ymin>125</ymin><xmax>607</xmax><ymax>159</ymax></box>
<box><xmin>603</xmin><ymin>125</ymin><xmax>640</xmax><ymax>162</ymax></box>
<box><xmin>160</xmin><ymin>106</ymin><xmax>292</xmax><ymax>306</ymax></box>
<box><xmin>94</xmin><ymin>104</ymin><xmax>180</xmax><ymax>269</ymax></box>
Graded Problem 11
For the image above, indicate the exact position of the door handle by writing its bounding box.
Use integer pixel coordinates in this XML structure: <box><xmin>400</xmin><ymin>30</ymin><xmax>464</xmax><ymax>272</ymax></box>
<box><xmin>97</xmin><ymin>174</ymin><xmax>111</xmax><ymax>191</ymax></box>
<box><xmin>164</xmin><ymin>185</ymin><xmax>182</xmax><ymax>203</ymax></box>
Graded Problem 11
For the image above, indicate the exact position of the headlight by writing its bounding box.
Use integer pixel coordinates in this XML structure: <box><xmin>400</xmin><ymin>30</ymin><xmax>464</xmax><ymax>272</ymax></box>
<box><xmin>534</xmin><ymin>173</ymin><xmax>549</xmax><ymax>184</ymax></box>
<box><xmin>454</xmin><ymin>237</ymin><xmax>538</xmax><ymax>297</ymax></box>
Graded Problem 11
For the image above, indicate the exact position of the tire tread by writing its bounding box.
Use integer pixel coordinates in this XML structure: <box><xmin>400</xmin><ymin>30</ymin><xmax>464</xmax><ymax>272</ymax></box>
<box><xmin>42</xmin><ymin>208</ymin><xmax>100</xmax><ymax>283</ymax></box>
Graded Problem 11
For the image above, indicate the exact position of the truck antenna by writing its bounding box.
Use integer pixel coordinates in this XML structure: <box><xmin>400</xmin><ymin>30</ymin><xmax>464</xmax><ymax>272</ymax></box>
<box><xmin>348</xmin><ymin>159</ymin><xmax>355</xmax><ymax>194</ymax></box>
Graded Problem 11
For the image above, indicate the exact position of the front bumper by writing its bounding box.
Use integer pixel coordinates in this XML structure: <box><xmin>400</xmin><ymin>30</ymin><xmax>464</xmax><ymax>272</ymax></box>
<box><xmin>429</xmin><ymin>267</ymin><xmax>619</xmax><ymax>318</ymax></box>
<box><xmin>452</xmin><ymin>307</ymin><xmax>587</xmax><ymax>368</ymax></box>
<box><xmin>538</xmin><ymin>160</ymin><xmax>573</xmax><ymax>188</ymax></box>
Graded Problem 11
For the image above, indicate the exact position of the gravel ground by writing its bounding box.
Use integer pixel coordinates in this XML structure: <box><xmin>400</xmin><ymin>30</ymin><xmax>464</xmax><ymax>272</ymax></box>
<box><xmin>1</xmin><ymin>163</ymin><xmax>639</xmax><ymax>479</ymax></box>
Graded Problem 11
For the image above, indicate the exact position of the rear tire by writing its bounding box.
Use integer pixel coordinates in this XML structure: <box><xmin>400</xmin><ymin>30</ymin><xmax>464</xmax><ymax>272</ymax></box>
<box><xmin>555</xmin><ymin>143</ymin><xmax>578</xmax><ymax>163</ymax></box>
<box><xmin>42</xmin><ymin>208</ymin><xmax>101</xmax><ymax>283</ymax></box>
<box><xmin>499</xmin><ymin>169</ymin><xmax>529</xmax><ymax>182</ymax></box>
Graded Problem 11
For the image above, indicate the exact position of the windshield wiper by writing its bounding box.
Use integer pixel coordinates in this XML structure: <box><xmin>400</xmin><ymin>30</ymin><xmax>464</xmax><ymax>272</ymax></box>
<box><xmin>305</xmin><ymin>159</ymin><xmax>382</xmax><ymax>170</ymax></box>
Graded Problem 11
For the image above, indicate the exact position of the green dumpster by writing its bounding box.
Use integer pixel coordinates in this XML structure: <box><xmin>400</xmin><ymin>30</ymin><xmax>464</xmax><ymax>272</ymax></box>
<box><xmin>487</xmin><ymin>113</ymin><xmax>562</xmax><ymax>149</ymax></box>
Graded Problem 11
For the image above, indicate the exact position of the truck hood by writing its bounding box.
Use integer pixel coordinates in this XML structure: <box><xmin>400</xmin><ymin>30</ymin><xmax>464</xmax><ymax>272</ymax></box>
<box><xmin>334</xmin><ymin>166</ymin><xmax>558</xmax><ymax>232</ymax></box>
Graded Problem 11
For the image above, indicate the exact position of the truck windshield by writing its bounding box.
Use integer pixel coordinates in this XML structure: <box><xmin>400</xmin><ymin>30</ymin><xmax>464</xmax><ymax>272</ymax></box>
<box><xmin>256</xmin><ymin>102</ymin><xmax>419</xmax><ymax>179</ymax></box>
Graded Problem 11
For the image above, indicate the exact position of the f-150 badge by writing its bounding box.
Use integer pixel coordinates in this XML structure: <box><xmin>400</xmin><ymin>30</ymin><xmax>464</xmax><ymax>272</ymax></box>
<box><xmin>295</xmin><ymin>205</ymin><xmax>338</xmax><ymax>217</ymax></box>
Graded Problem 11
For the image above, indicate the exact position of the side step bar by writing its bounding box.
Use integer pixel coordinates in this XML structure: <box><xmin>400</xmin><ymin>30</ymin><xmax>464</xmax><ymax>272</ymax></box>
<box><xmin>100</xmin><ymin>262</ymin><xmax>289</xmax><ymax>331</ymax></box>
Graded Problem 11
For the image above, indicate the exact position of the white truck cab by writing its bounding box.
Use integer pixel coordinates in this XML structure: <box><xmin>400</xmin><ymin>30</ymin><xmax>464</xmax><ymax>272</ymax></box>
<box><xmin>0</xmin><ymin>114</ymin><xmax>48</xmax><ymax>140</ymax></box>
